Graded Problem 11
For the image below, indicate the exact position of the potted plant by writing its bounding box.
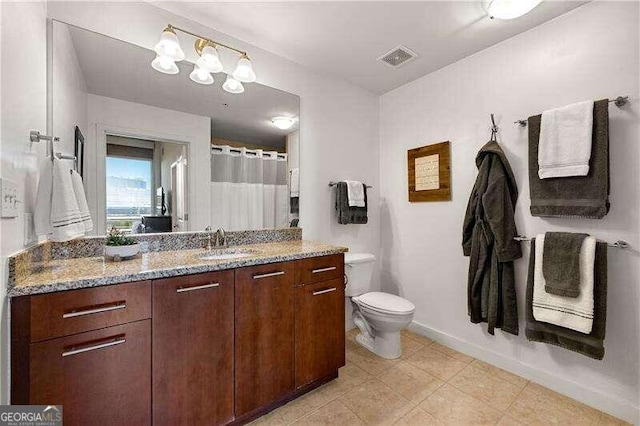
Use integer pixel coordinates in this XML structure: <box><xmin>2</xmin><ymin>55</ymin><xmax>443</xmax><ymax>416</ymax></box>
<box><xmin>105</xmin><ymin>227</ymin><xmax>140</xmax><ymax>259</ymax></box>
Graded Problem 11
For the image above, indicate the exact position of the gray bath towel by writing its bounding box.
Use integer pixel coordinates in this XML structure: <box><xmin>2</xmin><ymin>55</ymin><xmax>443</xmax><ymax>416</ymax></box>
<box><xmin>526</xmin><ymin>239</ymin><xmax>608</xmax><ymax>360</ymax></box>
<box><xmin>543</xmin><ymin>232</ymin><xmax>589</xmax><ymax>297</ymax></box>
<box><xmin>290</xmin><ymin>196</ymin><xmax>299</xmax><ymax>214</ymax></box>
<box><xmin>335</xmin><ymin>181</ymin><xmax>368</xmax><ymax>224</ymax></box>
<box><xmin>528</xmin><ymin>99</ymin><xmax>610</xmax><ymax>219</ymax></box>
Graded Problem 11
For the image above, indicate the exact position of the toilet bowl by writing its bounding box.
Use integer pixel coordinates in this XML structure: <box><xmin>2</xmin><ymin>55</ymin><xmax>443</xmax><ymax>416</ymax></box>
<box><xmin>345</xmin><ymin>253</ymin><xmax>415</xmax><ymax>359</ymax></box>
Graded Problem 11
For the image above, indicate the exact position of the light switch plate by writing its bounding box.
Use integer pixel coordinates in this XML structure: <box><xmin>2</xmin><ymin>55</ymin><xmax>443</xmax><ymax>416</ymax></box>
<box><xmin>0</xmin><ymin>178</ymin><xmax>19</xmax><ymax>218</ymax></box>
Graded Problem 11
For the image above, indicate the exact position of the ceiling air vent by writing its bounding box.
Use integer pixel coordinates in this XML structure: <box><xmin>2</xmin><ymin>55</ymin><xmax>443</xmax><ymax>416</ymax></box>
<box><xmin>377</xmin><ymin>45</ymin><xmax>418</xmax><ymax>68</ymax></box>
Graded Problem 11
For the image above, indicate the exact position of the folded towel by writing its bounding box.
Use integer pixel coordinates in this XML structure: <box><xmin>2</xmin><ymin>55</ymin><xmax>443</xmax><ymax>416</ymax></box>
<box><xmin>543</xmin><ymin>232</ymin><xmax>588</xmax><ymax>297</ymax></box>
<box><xmin>344</xmin><ymin>180</ymin><xmax>366</xmax><ymax>207</ymax></box>
<box><xmin>70</xmin><ymin>170</ymin><xmax>93</xmax><ymax>233</ymax></box>
<box><xmin>51</xmin><ymin>157</ymin><xmax>85</xmax><ymax>242</ymax></box>
<box><xmin>533</xmin><ymin>234</ymin><xmax>596</xmax><ymax>334</ymax></box>
<box><xmin>34</xmin><ymin>157</ymin><xmax>53</xmax><ymax>236</ymax></box>
<box><xmin>526</xmin><ymin>239</ymin><xmax>608</xmax><ymax>360</ymax></box>
<box><xmin>290</xmin><ymin>168</ymin><xmax>299</xmax><ymax>197</ymax></box>
<box><xmin>529</xmin><ymin>99</ymin><xmax>610</xmax><ymax>218</ymax></box>
<box><xmin>335</xmin><ymin>181</ymin><xmax>368</xmax><ymax>224</ymax></box>
<box><xmin>539</xmin><ymin>100</ymin><xmax>594</xmax><ymax>179</ymax></box>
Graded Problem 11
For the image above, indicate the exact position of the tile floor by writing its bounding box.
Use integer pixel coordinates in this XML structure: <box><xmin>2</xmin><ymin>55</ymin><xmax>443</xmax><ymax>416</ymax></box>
<box><xmin>250</xmin><ymin>329</ymin><xmax>629</xmax><ymax>425</ymax></box>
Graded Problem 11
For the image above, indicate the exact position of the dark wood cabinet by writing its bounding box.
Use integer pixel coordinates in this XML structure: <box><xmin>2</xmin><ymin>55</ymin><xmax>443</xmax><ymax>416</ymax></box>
<box><xmin>234</xmin><ymin>262</ymin><xmax>295</xmax><ymax>417</ymax></box>
<box><xmin>29</xmin><ymin>320</ymin><xmax>151</xmax><ymax>426</ymax></box>
<box><xmin>295</xmin><ymin>278</ymin><xmax>346</xmax><ymax>388</ymax></box>
<box><xmin>152</xmin><ymin>271</ymin><xmax>235</xmax><ymax>425</ymax></box>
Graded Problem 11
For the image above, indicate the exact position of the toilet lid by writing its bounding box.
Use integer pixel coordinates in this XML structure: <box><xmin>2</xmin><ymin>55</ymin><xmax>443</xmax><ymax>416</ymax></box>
<box><xmin>356</xmin><ymin>292</ymin><xmax>415</xmax><ymax>314</ymax></box>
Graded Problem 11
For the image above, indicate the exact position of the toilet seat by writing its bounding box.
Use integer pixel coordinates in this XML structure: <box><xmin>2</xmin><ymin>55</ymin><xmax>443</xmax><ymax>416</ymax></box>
<box><xmin>354</xmin><ymin>292</ymin><xmax>415</xmax><ymax>316</ymax></box>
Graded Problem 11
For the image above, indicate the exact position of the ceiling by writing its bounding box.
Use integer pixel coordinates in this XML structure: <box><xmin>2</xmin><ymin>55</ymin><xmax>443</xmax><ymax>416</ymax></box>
<box><xmin>153</xmin><ymin>1</ymin><xmax>588</xmax><ymax>94</ymax></box>
<box><xmin>66</xmin><ymin>23</ymin><xmax>300</xmax><ymax>148</ymax></box>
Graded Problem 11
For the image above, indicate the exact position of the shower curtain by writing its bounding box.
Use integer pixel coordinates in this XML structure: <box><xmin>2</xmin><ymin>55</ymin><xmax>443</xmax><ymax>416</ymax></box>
<box><xmin>210</xmin><ymin>145</ymin><xmax>289</xmax><ymax>231</ymax></box>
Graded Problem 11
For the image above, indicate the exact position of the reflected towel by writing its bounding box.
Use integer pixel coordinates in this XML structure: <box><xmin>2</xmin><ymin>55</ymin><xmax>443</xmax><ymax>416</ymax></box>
<box><xmin>70</xmin><ymin>170</ymin><xmax>93</xmax><ymax>233</ymax></box>
<box><xmin>51</xmin><ymin>157</ymin><xmax>84</xmax><ymax>242</ymax></box>
<box><xmin>290</xmin><ymin>168</ymin><xmax>299</xmax><ymax>197</ymax></box>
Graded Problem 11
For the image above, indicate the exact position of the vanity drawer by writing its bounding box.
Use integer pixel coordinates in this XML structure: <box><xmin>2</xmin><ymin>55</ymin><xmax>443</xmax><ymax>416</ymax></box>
<box><xmin>295</xmin><ymin>254</ymin><xmax>344</xmax><ymax>285</ymax></box>
<box><xmin>29</xmin><ymin>281</ymin><xmax>151</xmax><ymax>342</ymax></box>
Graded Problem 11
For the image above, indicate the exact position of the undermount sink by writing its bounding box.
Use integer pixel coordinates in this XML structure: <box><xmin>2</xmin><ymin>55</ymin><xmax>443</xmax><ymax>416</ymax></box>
<box><xmin>198</xmin><ymin>248</ymin><xmax>256</xmax><ymax>261</ymax></box>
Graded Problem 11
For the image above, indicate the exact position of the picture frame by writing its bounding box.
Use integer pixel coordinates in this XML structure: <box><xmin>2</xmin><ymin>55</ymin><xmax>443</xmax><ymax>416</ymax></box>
<box><xmin>74</xmin><ymin>125</ymin><xmax>85</xmax><ymax>178</ymax></box>
<box><xmin>407</xmin><ymin>141</ymin><xmax>451</xmax><ymax>202</ymax></box>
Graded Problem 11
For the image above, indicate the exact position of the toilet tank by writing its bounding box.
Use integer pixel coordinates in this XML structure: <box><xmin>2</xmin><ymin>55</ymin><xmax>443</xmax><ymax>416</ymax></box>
<box><xmin>344</xmin><ymin>253</ymin><xmax>375</xmax><ymax>297</ymax></box>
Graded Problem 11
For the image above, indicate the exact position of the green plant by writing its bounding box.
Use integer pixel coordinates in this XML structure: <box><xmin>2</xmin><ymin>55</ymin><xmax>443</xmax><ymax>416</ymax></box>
<box><xmin>106</xmin><ymin>227</ymin><xmax>137</xmax><ymax>246</ymax></box>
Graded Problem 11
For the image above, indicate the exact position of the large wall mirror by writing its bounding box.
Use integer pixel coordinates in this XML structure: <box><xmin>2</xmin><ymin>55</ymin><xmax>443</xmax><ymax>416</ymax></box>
<box><xmin>51</xmin><ymin>20</ymin><xmax>300</xmax><ymax>235</ymax></box>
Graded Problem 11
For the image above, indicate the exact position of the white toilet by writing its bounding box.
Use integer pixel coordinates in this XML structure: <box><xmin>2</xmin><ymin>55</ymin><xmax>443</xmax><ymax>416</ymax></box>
<box><xmin>346</xmin><ymin>253</ymin><xmax>415</xmax><ymax>359</ymax></box>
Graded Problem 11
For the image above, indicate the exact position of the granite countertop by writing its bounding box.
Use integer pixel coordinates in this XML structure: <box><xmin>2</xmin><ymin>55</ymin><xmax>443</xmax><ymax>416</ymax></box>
<box><xmin>8</xmin><ymin>240</ymin><xmax>348</xmax><ymax>297</ymax></box>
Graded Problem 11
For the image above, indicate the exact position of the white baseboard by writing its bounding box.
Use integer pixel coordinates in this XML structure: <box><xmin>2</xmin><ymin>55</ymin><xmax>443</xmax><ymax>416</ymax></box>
<box><xmin>407</xmin><ymin>320</ymin><xmax>640</xmax><ymax>425</ymax></box>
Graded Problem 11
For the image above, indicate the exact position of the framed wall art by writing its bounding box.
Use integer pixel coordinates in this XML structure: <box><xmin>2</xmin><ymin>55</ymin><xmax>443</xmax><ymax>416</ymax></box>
<box><xmin>407</xmin><ymin>141</ymin><xmax>451</xmax><ymax>202</ymax></box>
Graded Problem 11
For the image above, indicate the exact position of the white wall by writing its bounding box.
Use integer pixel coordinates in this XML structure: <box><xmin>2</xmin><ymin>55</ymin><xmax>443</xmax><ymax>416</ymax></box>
<box><xmin>0</xmin><ymin>1</ymin><xmax>48</xmax><ymax>405</ymax></box>
<box><xmin>47</xmin><ymin>1</ymin><xmax>381</xmax><ymax>286</ymax></box>
<box><xmin>86</xmin><ymin>94</ymin><xmax>210</xmax><ymax>233</ymax></box>
<box><xmin>380</xmin><ymin>2</ymin><xmax>639</xmax><ymax>423</ymax></box>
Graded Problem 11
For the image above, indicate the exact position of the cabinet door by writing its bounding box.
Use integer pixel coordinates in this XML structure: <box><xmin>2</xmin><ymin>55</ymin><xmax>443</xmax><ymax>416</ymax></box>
<box><xmin>30</xmin><ymin>320</ymin><xmax>151</xmax><ymax>426</ymax></box>
<box><xmin>295</xmin><ymin>279</ymin><xmax>346</xmax><ymax>388</ymax></box>
<box><xmin>152</xmin><ymin>271</ymin><xmax>235</xmax><ymax>426</ymax></box>
<box><xmin>235</xmin><ymin>262</ymin><xmax>295</xmax><ymax>417</ymax></box>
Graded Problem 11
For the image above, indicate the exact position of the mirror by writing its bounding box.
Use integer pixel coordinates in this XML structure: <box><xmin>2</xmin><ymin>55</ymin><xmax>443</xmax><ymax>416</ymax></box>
<box><xmin>51</xmin><ymin>20</ymin><xmax>300</xmax><ymax>235</ymax></box>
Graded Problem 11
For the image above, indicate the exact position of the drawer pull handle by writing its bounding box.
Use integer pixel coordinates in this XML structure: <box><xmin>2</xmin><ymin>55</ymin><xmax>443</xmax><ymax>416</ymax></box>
<box><xmin>312</xmin><ymin>287</ymin><xmax>337</xmax><ymax>296</ymax></box>
<box><xmin>312</xmin><ymin>266</ymin><xmax>336</xmax><ymax>274</ymax></box>
<box><xmin>62</xmin><ymin>336</ymin><xmax>126</xmax><ymax>357</ymax></box>
<box><xmin>62</xmin><ymin>302</ymin><xmax>126</xmax><ymax>319</ymax></box>
<box><xmin>253</xmin><ymin>271</ymin><xmax>285</xmax><ymax>280</ymax></box>
<box><xmin>176</xmin><ymin>282</ymin><xmax>220</xmax><ymax>293</ymax></box>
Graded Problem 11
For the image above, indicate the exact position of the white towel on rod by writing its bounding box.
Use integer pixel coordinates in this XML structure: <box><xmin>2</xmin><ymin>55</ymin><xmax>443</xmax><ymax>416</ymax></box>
<box><xmin>34</xmin><ymin>157</ymin><xmax>53</xmax><ymax>236</ymax></box>
<box><xmin>532</xmin><ymin>233</ymin><xmax>596</xmax><ymax>334</ymax></box>
<box><xmin>538</xmin><ymin>100</ymin><xmax>594</xmax><ymax>179</ymax></box>
<box><xmin>290</xmin><ymin>168</ymin><xmax>299</xmax><ymax>197</ymax></box>
<box><xmin>344</xmin><ymin>180</ymin><xmax>365</xmax><ymax>207</ymax></box>
<box><xmin>50</xmin><ymin>157</ymin><xmax>85</xmax><ymax>242</ymax></box>
<box><xmin>70</xmin><ymin>170</ymin><xmax>93</xmax><ymax>233</ymax></box>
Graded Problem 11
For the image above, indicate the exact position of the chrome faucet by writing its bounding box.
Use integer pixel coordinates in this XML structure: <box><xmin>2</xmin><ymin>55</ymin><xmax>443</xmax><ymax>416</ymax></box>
<box><xmin>214</xmin><ymin>228</ymin><xmax>226</xmax><ymax>247</ymax></box>
<box><xmin>202</xmin><ymin>226</ymin><xmax>214</xmax><ymax>251</ymax></box>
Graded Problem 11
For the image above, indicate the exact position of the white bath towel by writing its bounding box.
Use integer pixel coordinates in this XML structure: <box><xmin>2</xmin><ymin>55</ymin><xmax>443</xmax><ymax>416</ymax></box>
<box><xmin>34</xmin><ymin>157</ymin><xmax>53</xmax><ymax>236</ymax></box>
<box><xmin>533</xmin><ymin>233</ymin><xmax>596</xmax><ymax>334</ymax></box>
<box><xmin>538</xmin><ymin>100</ymin><xmax>594</xmax><ymax>179</ymax></box>
<box><xmin>51</xmin><ymin>157</ymin><xmax>85</xmax><ymax>242</ymax></box>
<box><xmin>290</xmin><ymin>168</ymin><xmax>299</xmax><ymax>197</ymax></box>
<box><xmin>70</xmin><ymin>170</ymin><xmax>93</xmax><ymax>233</ymax></box>
<box><xmin>344</xmin><ymin>180</ymin><xmax>365</xmax><ymax>207</ymax></box>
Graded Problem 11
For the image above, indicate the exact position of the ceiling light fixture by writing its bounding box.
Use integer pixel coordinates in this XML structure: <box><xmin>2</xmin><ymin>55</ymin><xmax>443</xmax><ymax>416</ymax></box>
<box><xmin>271</xmin><ymin>117</ymin><xmax>295</xmax><ymax>130</ymax></box>
<box><xmin>487</xmin><ymin>0</ymin><xmax>542</xmax><ymax>19</ymax></box>
<box><xmin>151</xmin><ymin>24</ymin><xmax>257</xmax><ymax>94</ymax></box>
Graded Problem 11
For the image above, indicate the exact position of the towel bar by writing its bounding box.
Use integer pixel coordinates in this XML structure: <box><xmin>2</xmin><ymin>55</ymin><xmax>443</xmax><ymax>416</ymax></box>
<box><xmin>30</xmin><ymin>130</ymin><xmax>77</xmax><ymax>168</ymax></box>
<box><xmin>328</xmin><ymin>181</ymin><xmax>374</xmax><ymax>189</ymax></box>
<box><xmin>514</xmin><ymin>235</ymin><xmax>629</xmax><ymax>249</ymax></box>
<box><xmin>513</xmin><ymin>96</ymin><xmax>630</xmax><ymax>127</ymax></box>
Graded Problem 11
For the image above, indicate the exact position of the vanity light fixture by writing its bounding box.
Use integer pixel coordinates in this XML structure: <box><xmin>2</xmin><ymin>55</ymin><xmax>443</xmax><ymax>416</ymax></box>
<box><xmin>487</xmin><ymin>0</ymin><xmax>542</xmax><ymax>19</ymax></box>
<box><xmin>271</xmin><ymin>117</ymin><xmax>295</xmax><ymax>130</ymax></box>
<box><xmin>151</xmin><ymin>24</ymin><xmax>257</xmax><ymax>94</ymax></box>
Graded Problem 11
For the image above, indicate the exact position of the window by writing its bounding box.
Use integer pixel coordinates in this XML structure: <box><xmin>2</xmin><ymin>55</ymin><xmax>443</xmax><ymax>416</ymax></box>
<box><xmin>106</xmin><ymin>156</ymin><xmax>153</xmax><ymax>232</ymax></box>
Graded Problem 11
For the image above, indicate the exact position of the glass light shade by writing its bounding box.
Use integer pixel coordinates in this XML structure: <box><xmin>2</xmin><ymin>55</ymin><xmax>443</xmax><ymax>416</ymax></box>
<box><xmin>154</xmin><ymin>28</ymin><xmax>185</xmax><ymax>61</ymax></box>
<box><xmin>189</xmin><ymin>64</ymin><xmax>214</xmax><ymax>85</ymax></box>
<box><xmin>222</xmin><ymin>75</ymin><xmax>244</xmax><ymax>94</ymax></box>
<box><xmin>151</xmin><ymin>55</ymin><xmax>179</xmax><ymax>75</ymax></box>
<box><xmin>271</xmin><ymin>117</ymin><xmax>295</xmax><ymax>130</ymax></box>
<box><xmin>487</xmin><ymin>0</ymin><xmax>542</xmax><ymax>19</ymax></box>
<box><xmin>232</xmin><ymin>56</ymin><xmax>257</xmax><ymax>83</ymax></box>
<box><xmin>196</xmin><ymin>45</ymin><xmax>224</xmax><ymax>74</ymax></box>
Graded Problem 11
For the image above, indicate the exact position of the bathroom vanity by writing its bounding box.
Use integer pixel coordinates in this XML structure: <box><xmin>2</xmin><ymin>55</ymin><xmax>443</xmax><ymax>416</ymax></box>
<box><xmin>9</xmin><ymin>236</ymin><xmax>346</xmax><ymax>425</ymax></box>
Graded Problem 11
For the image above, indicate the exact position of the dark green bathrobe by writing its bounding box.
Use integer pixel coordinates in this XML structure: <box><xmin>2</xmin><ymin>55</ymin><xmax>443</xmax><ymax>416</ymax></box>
<box><xmin>463</xmin><ymin>141</ymin><xmax>522</xmax><ymax>335</ymax></box>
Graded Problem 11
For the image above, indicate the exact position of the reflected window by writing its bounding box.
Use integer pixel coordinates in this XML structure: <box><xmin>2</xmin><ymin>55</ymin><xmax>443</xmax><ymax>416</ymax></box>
<box><xmin>106</xmin><ymin>155</ymin><xmax>153</xmax><ymax>232</ymax></box>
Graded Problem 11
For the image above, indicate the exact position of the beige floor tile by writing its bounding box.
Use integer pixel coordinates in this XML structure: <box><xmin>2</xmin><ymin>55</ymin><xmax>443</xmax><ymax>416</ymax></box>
<box><xmin>497</xmin><ymin>414</ymin><xmax>524</xmax><ymax>425</ymax></box>
<box><xmin>401</xmin><ymin>335</ymin><xmax>426</xmax><ymax>358</ymax></box>
<box><xmin>429</xmin><ymin>342</ymin><xmax>474</xmax><ymax>363</ymax></box>
<box><xmin>378</xmin><ymin>361</ymin><xmax>445</xmax><ymax>404</ymax></box>
<box><xmin>292</xmin><ymin>399</ymin><xmax>365</xmax><ymax>426</ymax></box>
<box><xmin>405</xmin><ymin>345</ymin><xmax>468</xmax><ymax>381</ymax></box>
<box><xmin>340</xmin><ymin>379</ymin><xmax>414</xmax><ymax>425</ymax></box>
<box><xmin>394</xmin><ymin>407</ymin><xmax>443</xmax><ymax>425</ymax></box>
<box><xmin>598</xmin><ymin>412</ymin><xmax>632</xmax><ymax>425</ymax></box>
<box><xmin>346</xmin><ymin>338</ymin><xmax>399</xmax><ymax>376</ymax></box>
<box><xmin>448</xmin><ymin>364</ymin><xmax>523</xmax><ymax>411</ymax></box>
<box><xmin>420</xmin><ymin>383</ymin><xmax>503</xmax><ymax>425</ymax></box>
<box><xmin>509</xmin><ymin>382</ymin><xmax>602</xmax><ymax>425</ymax></box>
<box><xmin>470</xmin><ymin>360</ymin><xmax>529</xmax><ymax>389</ymax></box>
<box><xmin>402</xmin><ymin>329</ymin><xmax>434</xmax><ymax>346</ymax></box>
